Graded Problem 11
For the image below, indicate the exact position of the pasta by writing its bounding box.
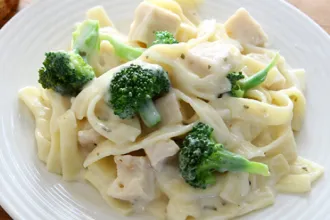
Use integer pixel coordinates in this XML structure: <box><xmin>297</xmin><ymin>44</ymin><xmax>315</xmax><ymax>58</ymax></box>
<box><xmin>18</xmin><ymin>1</ymin><xmax>323</xmax><ymax>219</ymax></box>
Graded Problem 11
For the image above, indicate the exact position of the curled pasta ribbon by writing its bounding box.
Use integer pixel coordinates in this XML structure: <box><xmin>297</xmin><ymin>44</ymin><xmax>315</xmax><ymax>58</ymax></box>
<box><xmin>215</xmin><ymin>91</ymin><xmax>294</xmax><ymax>126</ymax></box>
<box><xmin>18</xmin><ymin>87</ymin><xmax>52</xmax><ymax>163</ymax></box>
<box><xmin>45</xmin><ymin>90</ymin><xmax>71</xmax><ymax>174</ymax></box>
<box><xmin>71</xmin><ymin>61</ymin><xmax>135</xmax><ymax>120</ymax></box>
<box><xmin>174</xmin><ymin>89</ymin><xmax>264</xmax><ymax>159</ymax></box>
<box><xmin>87</xmin><ymin>94</ymin><xmax>141</xmax><ymax>145</ymax></box>
<box><xmin>83</xmin><ymin>123</ymin><xmax>195</xmax><ymax>167</ymax></box>
<box><xmin>58</xmin><ymin>110</ymin><xmax>83</xmax><ymax>181</ymax></box>
<box><xmin>143</xmin><ymin>45</ymin><xmax>231</xmax><ymax>101</ymax></box>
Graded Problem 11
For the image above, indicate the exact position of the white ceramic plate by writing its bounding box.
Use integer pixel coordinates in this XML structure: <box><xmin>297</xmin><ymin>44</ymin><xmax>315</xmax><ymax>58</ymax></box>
<box><xmin>0</xmin><ymin>0</ymin><xmax>329</xmax><ymax>219</ymax></box>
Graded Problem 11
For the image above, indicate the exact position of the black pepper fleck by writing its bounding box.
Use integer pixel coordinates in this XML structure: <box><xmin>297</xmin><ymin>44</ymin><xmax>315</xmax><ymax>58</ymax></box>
<box><xmin>249</xmin><ymin>180</ymin><xmax>251</xmax><ymax>186</ymax></box>
<box><xmin>79</xmin><ymin>51</ymin><xmax>87</xmax><ymax>57</ymax></box>
<box><xmin>180</xmin><ymin>53</ymin><xmax>185</xmax><ymax>59</ymax></box>
<box><xmin>204</xmin><ymin>206</ymin><xmax>217</xmax><ymax>211</ymax></box>
<box><xmin>208</xmin><ymin>65</ymin><xmax>211</xmax><ymax>69</ymax></box>
<box><xmin>302</xmin><ymin>167</ymin><xmax>308</xmax><ymax>172</ymax></box>
<box><xmin>146</xmin><ymin>56</ymin><xmax>149</xmax><ymax>59</ymax></box>
<box><xmin>101</xmin><ymin>125</ymin><xmax>111</xmax><ymax>132</ymax></box>
<box><xmin>243</xmin><ymin>105</ymin><xmax>250</xmax><ymax>109</ymax></box>
<box><xmin>97</xmin><ymin>152</ymin><xmax>100</xmax><ymax>156</ymax></box>
<box><xmin>218</xmin><ymin>93</ymin><xmax>223</xmax><ymax>98</ymax></box>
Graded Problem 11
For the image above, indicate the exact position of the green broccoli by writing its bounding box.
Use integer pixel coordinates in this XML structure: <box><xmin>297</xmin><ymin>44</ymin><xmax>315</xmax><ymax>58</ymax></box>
<box><xmin>179</xmin><ymin>122</ymin><xmax>269</xmax><ymax>189</ymax></box>
<box><xmin>38</xmin><ymin>18</ymin><xmax>179</xmax><ymax>96</ymax></box>
<box><xmin>108</xmin><ymin>62</ymin><xmax>170</xmax><ymax>127</ymax></box>
<box><xmin>38</xmin><ymin>51</ymin><xmax>95</xmax><ymax>96</ymax></box>
<box><xmin>72</xmin><ymin>20</ymin><xmax>101</xmax><ymax>64</ymax></box>
<box><xmin>152</xmin><ymin>31</ymin><xmax>179</xmax><ymax>46</ymax></box>
<box><xmin>38</xmin><ymin>20</ymin><xmax>99</xmax><ymax>96</ymax></box>
<box><xmin>99</xmin><ymin>34</ymin><xmax>145</xmax><ymax>61</ymax></box>
<box><xmin>99</xmin><ymin>30</ymin><xmax>178</xmax><ymax>60</ymax></box>
<box><xmin>227</xmin><ymin>53</ymin><xmax>280</xmax><ymax>98</ymax></box>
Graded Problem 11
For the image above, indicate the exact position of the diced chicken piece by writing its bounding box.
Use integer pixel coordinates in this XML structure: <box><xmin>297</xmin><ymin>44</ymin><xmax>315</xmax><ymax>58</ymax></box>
<box><xmin>155</xmin><ymin>91</ymin><xmax>183</xmax><ymax>126</ymax></box>
<box><xmin>145</xmin><ymin>140</ymin><xmax>180</xmax><ymax>171</ymax></box>
<box><xmin>224</xmin><ymin>8</ymin><xmax>268</xmax><ymax>46</ymax></box>
<box><xmin>108</xmin><ymin>155</ymin><xmax>156</xmax><ymax>205</ymax></box>
<box><xmin>185</xmin><ymin>41</ymin><xmax>242</xmax><ymax>77</ymax></box>
<box><xmin>220</xmin><ymin>173</ymin><xmax>250</xmax><ymax>205</ymax></box>
<box><xmin>128</xmin><ymin>2</ymin><xmax>181</xmax><ymax>46</ymax></box>
<box><xmin>78</xmin><ymin>129</ymin><xmax>103</xmax><ymax>148</ymax></box>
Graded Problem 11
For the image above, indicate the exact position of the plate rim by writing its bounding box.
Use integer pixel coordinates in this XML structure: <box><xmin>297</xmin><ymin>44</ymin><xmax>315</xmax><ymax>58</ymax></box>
<box><xmin>0</xmin><ymin>0</ymin><xmax>329</xmax><ymax>219</ymax></box>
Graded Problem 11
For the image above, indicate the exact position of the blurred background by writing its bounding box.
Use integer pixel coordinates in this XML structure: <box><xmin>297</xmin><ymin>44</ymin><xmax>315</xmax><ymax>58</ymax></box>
<box><xmin>0</xmin><ymin>0</ymin><xmax>33</xmax><ymax>27</ymax></box>
<box><xmin>0</xmin><ymin>0</ymin><xmax>329</xmax><ymax>32</ymax></box>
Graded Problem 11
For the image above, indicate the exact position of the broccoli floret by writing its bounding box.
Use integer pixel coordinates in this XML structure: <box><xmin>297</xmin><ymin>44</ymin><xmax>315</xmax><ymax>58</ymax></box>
<box><xmin>152</xmin><ymin>31</ymin><xmax>179</xmax><ymax>46</ymax></box>
<box><xmin>227</xmin><ymin>53</ymin><xmax>280</xmax><ymax>98</ymax></box>
<box><xmin>109</xmin><ymin>62</ymin><xmax>170</xmax><ymax>127</ymax></box>
<box><xmin>179</xmin><ymin>122</ymin><xmax>269</xmax><ymax>189</ymax></box>
<box><xmin>70</xmin><ymin>26</ymin><xmax>179</xmax><ymax>61</ymax></box>
<box><xmin>38</xmin><ymin>19</ymin><xmax>178</xmax><ymax>96</ymax></box>
<box><xmin>38</xmin><ymin>20</ymin><xmax>99</xmax><ymax>96</ymax></box>
<box><xmin>38</xmin><ymin>51</ymin><xmax>94</xmax><ymax>96</ymax></box>
<box><xmin>72</xmin><ymin>20</ymin><xmax>101</xmax><ymax>64</ymax></box>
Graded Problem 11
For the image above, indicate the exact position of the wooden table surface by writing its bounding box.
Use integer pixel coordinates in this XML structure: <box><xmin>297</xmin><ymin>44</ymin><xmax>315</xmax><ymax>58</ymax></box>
<box><xmin>0</xmin><ymin>0</ymin><xmax>329</xmax><ymax>219</ymax></box>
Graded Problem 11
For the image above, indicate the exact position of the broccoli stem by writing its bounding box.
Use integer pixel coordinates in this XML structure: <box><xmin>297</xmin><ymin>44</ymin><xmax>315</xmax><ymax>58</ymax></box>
<box><xmin>138</xmin><ymin>99</ymin><xmax>161</xmax><ymax>128</ymax></box>
<box><xmin>100</xmin><ymin>34</ymin><xmax>144</xmax><ymax>61</ymax></box>
<box><xmin>238</xmin><ymin>53</ymin><xmax>280</xmax><ymax>91</ymax></box>
<box><xmin>244</xmin><ymin>161</ymin><xmax>270</xmax><ymax>176</ymax></box>
<box><xmin>198</xmin><ymin>146</ymin><xmax>270</xmax><ymax>177</ymax></box>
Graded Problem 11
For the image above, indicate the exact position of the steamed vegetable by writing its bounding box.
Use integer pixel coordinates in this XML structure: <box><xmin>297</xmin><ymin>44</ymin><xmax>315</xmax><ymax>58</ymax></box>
<box><xmin>72</xmin><ymin>19</ymin><xmax>101</xmax><ymax>64</ymax></box>
<box><xmin>38</xmin><ymin>51</ymin><xmax>95</xmax><ymax>96</ymax></box>
<box><xmin>99</xmin><ymin>34</ymin><xmax>144</xmax><ymax>61</ymax></box>
<box><xmin>152</xmin><ymin>31</ymin><xmax>179</xmax><ymax>46</ymax></box>
<box><xmin>108</xmin><ymin>62</ymin><xmax>171</xmax><ymax>127</ymax></box>
<box><xmin>179</xmin><ymin>122</ymin><xmax>269</xmax><ymax>189</ymax></box>
<box><xmin>38</xmin><ymin>20</ymin><xmax>99</xmax><ymax>96</ymax></box>
<box><xmin>38</xmin><ymin>19</ymin><xmax>179</xmax><ymax>96</ymax></box>
<box><xmin>100</xmin><ymin>30</ymin><xmax>178</xmax><ymax>60</ymax></box>
<box><xmin>227</xmin><ymin>53</ymin><xmax>280</xmax><ymax>97</ymax></box>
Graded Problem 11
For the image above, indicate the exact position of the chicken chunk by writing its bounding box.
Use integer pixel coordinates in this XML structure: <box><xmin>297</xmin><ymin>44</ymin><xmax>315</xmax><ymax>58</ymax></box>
<box><xmin>155</xmin><ymin>91</ymin><xmax>183</xmax><ymax>127</ymax></box>
<box><xmin>184</xmin><ymin>41</ymin><xmax>242</xmax><ymax>77</ymax></box>
<box><xmin>128</xmin><ymin>2</ymin><xmax>181</xmax><ymax>46</ymax></box>
<box><xmin>78</xmin><ymin>129</ymin><xmax>103</xmax><ymax>148</ymax></box>
<box><xmin>220</xmin><ymin>173</ymin><xmax>250</xmax><ymax>205</ymax></box>
<box><xmin>145</xmin><ymin>140</ymin><xmax>180</xmax><ymax>171</ymax></box>
<box><xmin>224</xmin><ymin>8</ymin><xmax>268</xmax><ymax>46</ymax></box>
<box><xmin>108</xmin><ymin>155</ymin><xmax>156</xmax><ymax>205</ymax></box>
